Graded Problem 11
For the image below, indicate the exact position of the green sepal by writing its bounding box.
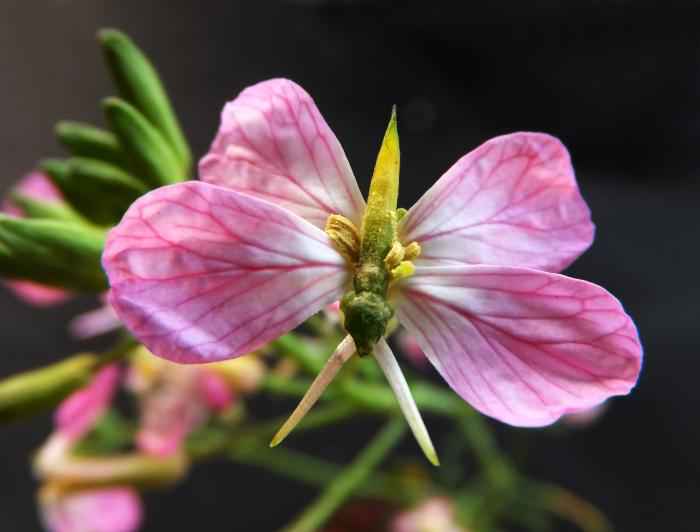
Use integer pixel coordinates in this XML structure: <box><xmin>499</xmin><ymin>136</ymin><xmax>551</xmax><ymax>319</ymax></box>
<box><xmin>98</xmin><ymin>29</ymin><xmax>191</xmax><ymax>173</ymax></box>
<box><xmin>0</xmin><ymin>353</ymin><xmax>98</xmax><ymax>423</ymax></box>
<box><xmin>8</xmin><ymin>192</ymin><xmax>84</xmax><ymax>223</ymax></box>
<box><xmin>73</xmin><ymin>409</ymin><xmax>135</xmax><ymax>456</ymax></box>
<box><xmin>0</xmin><ymin>215</ymin><xmax>107</xmax><ymax>292</ymax></box>
<box><xmin>103</xmin><ymin>97</ymin><xmax>185</xmax><ymax>187</ymax></box>
<box><xmin>55</xmin><ymin>121</ymin><xmax>128</xmax><ymax>168</ymax></box>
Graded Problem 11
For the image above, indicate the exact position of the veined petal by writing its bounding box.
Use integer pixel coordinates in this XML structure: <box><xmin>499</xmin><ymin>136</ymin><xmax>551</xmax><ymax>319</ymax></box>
<box><xmin>396</xmin><ymin>265</ymin><xmax>642</xmax><ymax>427</ymax></box>
<box><xmin>103</xmin><ymin>181</ymin><xmax>348</xmax><ymax>363</ymax></box>
<box><xmin>199</xmin><ymin>78</ymin><xmax>365</xmax><ymax>229</ymax></box>
<box><xmin>400</xmin><ymin>133</ymin><xmax>594</xmax><ymax>273</ymax></box>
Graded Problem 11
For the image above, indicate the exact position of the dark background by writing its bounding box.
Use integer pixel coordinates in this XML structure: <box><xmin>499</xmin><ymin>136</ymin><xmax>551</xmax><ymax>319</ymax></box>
<box><xmin>1</xmin><ymin>1</ymin><xmax>698</xmax><ymax>530</ymax></box>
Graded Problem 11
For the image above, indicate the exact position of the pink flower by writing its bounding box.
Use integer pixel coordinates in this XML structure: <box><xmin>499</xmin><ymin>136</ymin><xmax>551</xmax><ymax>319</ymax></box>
<box><xmin>39</xmin><ymin>486</ymin><xmax>142</xmax><ymax>532</ymax></box>
<box><xmin>396</xmin><ymin>329</ymin><xmax>429</xmax><ymax>369</ymax></box>
<box><xmin>127</xmin><ymin>347</ymin><xmax>236</xmax><ymax>456</ymax></box>
<box><xmin>103</xmin><ymin>79</ymin><xmax>642</xmax><ymax>459</ymax></box>
<box><xmin>2</xmin><ymin>172</ymin><xmax>71</xmax><ymax>306</ymax></box>
<box><xmin>391</xmin><ymin>497</ymin><xmax>468</xmax><ymax>532</ymax></box>
<box><xmin>54</xmin><ymin>365</ymin><xmax>121</xmax><ymax>442</ymax></box>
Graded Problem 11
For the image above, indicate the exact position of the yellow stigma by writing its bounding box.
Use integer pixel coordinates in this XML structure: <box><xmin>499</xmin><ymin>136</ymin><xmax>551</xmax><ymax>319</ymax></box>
<box><xmin>366</xmin><ymin>105</ymin><xmax>399</xmax><ymax>215</ymax></box>
<box><xmin>360</xmin><ymin>107</ymin><xmax>400</xmax><ymax>263</ymax></box>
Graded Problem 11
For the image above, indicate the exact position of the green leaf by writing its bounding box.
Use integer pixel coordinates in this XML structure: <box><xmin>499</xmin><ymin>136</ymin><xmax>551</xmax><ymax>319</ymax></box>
<box><xmin>55</xmin><ymin>121</ymin><xmax>128</xmax><ymax>168</ymax></box>
<box><xmin>0</xmin><ymin>354</ymin><xmax>98</xmax><ymax>423</ymax></box>
<box><xmin>0</xmin><ymin>215</ymin><xmax>107</xmax><ymax>292</ymax></box>
<box><xmin>99</xmin><ymin>29</ymin><xmax>191</xmax><ymax>173</ymax></box>
<box><xmin>53</xmin><ymin>157</ymin><xmax>146</xmax><ymax>225</ymax></box>
<box><xmin>103</xmin><ymin>97</ymin><xmax>185</xmax><ymax>187</ymax></box>
<box><xmin>73</xmin><ymin>409</ymin><xmax>135</xmax><ymax>456</ymax></box>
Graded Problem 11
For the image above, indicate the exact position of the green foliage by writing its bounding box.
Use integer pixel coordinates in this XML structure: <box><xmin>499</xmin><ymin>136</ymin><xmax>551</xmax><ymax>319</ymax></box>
<box><xmin>103</xmin><ymin>97</ymin><xmax>185</xmax><ymax>187</ymax></box>
<box><xmin>0</xmin><ymin>214</ymin><xmax>107</xmax><ymax>292</ymax></box>
<box><xmin>99</xmin><ymin>29</ymin><xmax>191</xmax><ymax>173</ymax></box>
<box><xmin>55</xmin><ymin>121</ymin><xmax>128</xmax><ymax>168</ymax></box>
<box><xmin>42</xmin><ymin>157</ymin><xmax>146</xmax><ymax>225</ymax></box>
<box><xmin>0</xmin><ymin>354</ymin><xmax>98</xmax><ymax>423</ymax></box>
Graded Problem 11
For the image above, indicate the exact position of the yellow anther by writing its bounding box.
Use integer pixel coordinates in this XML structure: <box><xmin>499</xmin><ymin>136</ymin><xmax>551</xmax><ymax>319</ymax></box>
<box><xmin>404</xmin><ymin>241</ymin><xmax>421</xmax><ymax>261</ymax></box>
<box><xmin>391</xmin><ymin>260</ymin><xmax>415</xmax><ymax>281</ymax></box>
<box><xmin>325</xmin><ymin>214</ymin><xmax>361</xmax><ymax>265</ymax></box>
<box><xmin>384</xmin><ymin>240</ymin><xmax>405</xmax><ymax>271</ymax></box>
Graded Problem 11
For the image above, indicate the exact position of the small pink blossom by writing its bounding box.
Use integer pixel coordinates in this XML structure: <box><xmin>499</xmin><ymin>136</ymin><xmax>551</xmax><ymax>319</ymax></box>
<box><xmin>391</xmin><ymin>497</ymin><xmax>468</xmax><ymax>532</ymax></box>
<box><xmin>39</xmin><ymin>486</ymin><xmax>142</xmax><ymax>532</ymax></box>
<box><xmin>128</xmin><ymin>349</ymin><xmax>238</xmax><ymax>456</ymax></box>
<box><xmin>2</xmin><ymin>172</ymin><xmax>71</xmax><ymax>306</ymax></box>
<box><xmin>54</xmin><ymin>365</ymin><xmax>121</xmax><ymax>442</ymax></box>
<box><xmin>396</xmin><ymin>330</ymin><xmax>429</xmax><ymax>369</ymax></box>
<box><xmin>103</xmin><ymin>78</ymin><xmax>642</xmax><ymax>432</ymax></box>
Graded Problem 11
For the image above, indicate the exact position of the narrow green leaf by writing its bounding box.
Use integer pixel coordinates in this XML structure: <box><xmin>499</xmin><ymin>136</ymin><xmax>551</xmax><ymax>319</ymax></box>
<box><xmin>103</xmin><ymin>97</ymin><xmax>184</xmax><ymax>187</ymax></box>
<box><xmin>98</xmin><ymin>29</ymin><xmax>191</xmax><ymax>173</ymax></box>
<box><xmin>0</xmin><ymin>353</ymin><xmax>98</xmax><ymax>423</ymax></box>
<box><xmin>8</xmin><ymin>192</ymin><xmax>84</xmax><ymax>223</ymax></box>
<box><xmin>42</xmin><ymin>157</ymin><xmax>146</xmax><ymax>225</ymax></box>
<box><xmin>0</xmin><ymin>215</ymin><xmax>107</xmax><ymax>292</ymax></box>
<box><xmin>68</xmin><ymin>157</ymin><xmax>146</xmax><ymax>225</ymax></box>
<box><xmin>55</xmin><ymin>121</ymin><xmax>127</xmax><ymax>168</ymax></box>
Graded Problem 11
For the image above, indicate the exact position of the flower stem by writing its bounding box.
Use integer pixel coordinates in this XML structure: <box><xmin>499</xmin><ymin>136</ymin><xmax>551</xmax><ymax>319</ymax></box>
<box><xmin>0</xmin><ymin>336</ymin><xmax>136</xmax><ymax>423</ymax></box>
<box><xmin>272</xmin><ymin>333</ymin><xmax>325</xmax><ymax>374</ymax></box>
<box><xmin>279</xmin><ymin>417</ymin><xmax>406</xmax><ymax>532</ymax></box>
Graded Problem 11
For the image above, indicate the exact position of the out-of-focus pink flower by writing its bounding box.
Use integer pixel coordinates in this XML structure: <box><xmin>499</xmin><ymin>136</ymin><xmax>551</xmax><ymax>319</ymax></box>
<box><xmin>396</xmin><ymin>330</ymin><xmax>428</xmax><ymax>369</ymax></box>
<box><xmin>69</xmin><ymin>292</ymin><xmax>122</xmax><ymax>340</ymax></box>
<box><xmin>128</xmin><ymin>348</ymin><xmax>257</xmax><ymax>457</ymax></box>
<box><xmin>391</xmin><ymin>497</ymin><xmax>468</xmax><ymax>532</ymax></box>
<box><xmin>103</xmin><ymin>78</ymin><xmax>642</xmax><ymax>433</ymax></box>
<box><xmin>54</xmin><ymin>365</ymin><xmax>121</xmax><ymax>442</ymax></box>
<box><xmin>561</xmin><ymin>402</ymin><xmax>608</xmax><ymax>428</ymax></box>
<box><xmin>2</xmin><ymin>172</ymin><xmax>71</xmax><ymax>306</ymax></box>
<box><xmin>39</xmin><ymin>485</ymin><xmax>142</xmax><ymax>532</ymax></box>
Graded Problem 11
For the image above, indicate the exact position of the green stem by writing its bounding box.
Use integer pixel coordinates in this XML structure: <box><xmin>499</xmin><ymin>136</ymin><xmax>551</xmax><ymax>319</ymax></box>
<box><xmin>280</xmin><ymin>418</ymin><xmax>406</xmax><ymax>532</ymax></box>
<box><xmin>0</xmin><ymin>337</ymin><xmax>136</xmax><ymax>423</ymax></box>
<box><xmin>271</xmin><ymin>334</ymin><xmax>325</xmax><ymax>374</ymax></box>
<box><xmin>533</xmin><ymin>482</ymin><xmax>613</xmax><ymax>532</ymax></box>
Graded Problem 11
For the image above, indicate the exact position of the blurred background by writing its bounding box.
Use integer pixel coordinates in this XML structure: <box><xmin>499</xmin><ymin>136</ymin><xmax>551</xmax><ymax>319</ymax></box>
<box><xmin>0</xmin><ymin>1</ymin><xmax>697</xmax><ymax>530</ymax></box>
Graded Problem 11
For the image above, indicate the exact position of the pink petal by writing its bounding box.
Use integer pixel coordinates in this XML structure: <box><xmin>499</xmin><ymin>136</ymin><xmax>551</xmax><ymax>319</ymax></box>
<box><xmin>198</xmin><ymin>370</ymin><xmax>234</xmax><ymax>411</ymax></box>
<box><xmin>399</xmin><ymin>133</ymin><xmax>594</xmax><ymax>273</ymax></box>
<box><xmin>103</xmin><ymin>181</ymin><xmax>348</xmax><ymax>363</ymax></box>
<box><xmin>2</xmin><ymin>172</ymin><xmax>71</xmax><ymax>306</ymax></box>
<box><xmin>3</xmin><ymin>171</ymin><xmax>63</xmax><ymax>217</ymax></box>
<box><xmin>41</xmin><ymin>487</ymin><xmax>142</xmax><ymax>532</ymax></box>
<box><xmin>199</xmin><ymin>78</ymin><xmax>365</xmax><ymax>229</ymax></box>
<box><xmin>395</xmin><ymin>329</ymin><xmax>429</xmax><ymax>369</ymax></box>
<box><xmin>69</xmin><ymin>301</ymin><xmax>121</xmax><ymax>340</ymax></box>
<box><xmin>396</xmin><ymin>265</ymin><xmax>642</xmax><ymax>427</ymax></box>
<box><xmin>135</xmin><ymin>366</ymin><xmax>206</xmax><ymax>456</ymax></box>
<box><xmin>55</xmin><ymin>365</ymin><xmax>121</xmax><ymax>441</ymax></box>
<box><xmin>3</xmin><ymin>279</ymin><xmax>71</xmax><ymax>307</ymax></box>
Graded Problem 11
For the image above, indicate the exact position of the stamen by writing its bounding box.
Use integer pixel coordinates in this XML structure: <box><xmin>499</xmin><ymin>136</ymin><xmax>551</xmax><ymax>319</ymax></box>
<box><xmin>391</xmin><ymin>261</ymin><xmax>415</xmax><ymax>281</ymax></box>
<box><xmin>403</xmin><ymin>241</ymin><xmax>421</xmax><ymax>261</ymax></box>
<box><xmin>373</xmin><ymin>339</ymin><xmax>439</xmax><ymax>466</ymax></box>
<box><xmin>270</xmin><ymin>335</ymin><xmax>356</xmax><ymax>447</ymax></box>
<box><xmin>384</xmin><ymin>240</ymin><xmax>405</xmax><ymax>270</ymax></box>
<box><xmin>325</xmin><ymin>214</ymin><xmax>361</xmax><ymax>265</ymax></box>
